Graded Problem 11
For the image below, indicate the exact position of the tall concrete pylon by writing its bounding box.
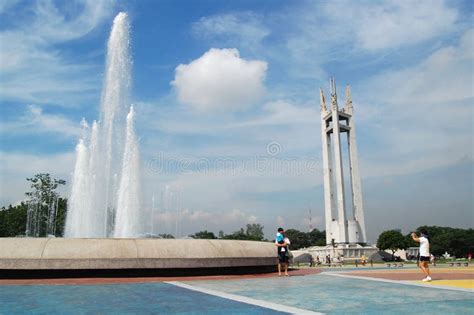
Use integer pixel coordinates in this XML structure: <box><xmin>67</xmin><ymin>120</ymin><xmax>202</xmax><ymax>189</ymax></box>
<box><xmin>320</xmin><ymin>78</ymin><xmax>367</xmax><ymax>244</ymax></box>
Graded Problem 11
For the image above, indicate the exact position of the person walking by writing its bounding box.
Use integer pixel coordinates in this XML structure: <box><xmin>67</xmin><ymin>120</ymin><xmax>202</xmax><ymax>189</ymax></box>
<box><xmin>275</xmin><ymin>227</ymin><xmax>290</xmax><ymax>276</ymax></box>
<box><xmin>412</xmin><ymin>229</ymin><xmax>432</xmax><ymax>282</ymax></box>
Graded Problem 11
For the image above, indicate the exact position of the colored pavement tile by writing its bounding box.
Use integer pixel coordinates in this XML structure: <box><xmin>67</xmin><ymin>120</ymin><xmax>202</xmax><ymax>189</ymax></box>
<box><xmin>185</xmin><ymin>273</ymin><xmax>474</xmax><ymax>314</ymax></box>
<box><xmin>0</xmin><ymin>282</ymin><xmax>287</xmax><ymax>315</ymax></box>
<box><xmin>412</xmin><ymin>279</ymin><xmax>474</xmax><ymax>290</ymax></box>
<box><xmin>1</xmin><ymin>268</ymin><xmax>473</xmax><ymax>314</ymax></box>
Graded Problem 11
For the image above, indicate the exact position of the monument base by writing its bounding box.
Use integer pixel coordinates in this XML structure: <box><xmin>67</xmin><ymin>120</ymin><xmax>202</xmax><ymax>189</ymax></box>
<box><xmin>294</xmin><ymin>243</ymin><xmax>378</xmax><ymax>261</ymax></box>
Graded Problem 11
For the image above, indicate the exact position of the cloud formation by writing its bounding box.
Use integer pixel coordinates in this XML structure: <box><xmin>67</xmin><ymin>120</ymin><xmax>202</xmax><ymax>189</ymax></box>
<box><xmin>192</xmin><ymin>12</ymin><xmax>270</xmax><ymax>53</ymax></box>
<box><xmin>325</xmin><ymin>0</ymin><xmax>459</xmax><ymax>51</ymax></box>
<box><xmin>364</xmin><ymin>28</ymin><xmax>473</xmax><ymax>104</ymax></box>
<box><xmin>0</xmin><ymin>0</ymin><xmax>116</xmax><ymax>105</ymax></box>
<box><xmin>0</xmin><ymin>105</ymin><xmax>81</xmax><ymax>138</ymax></box>
<box><xmin>171</xmin><ymin>48</ymin><xmax>267</xmax><ymax>111</ymax></box>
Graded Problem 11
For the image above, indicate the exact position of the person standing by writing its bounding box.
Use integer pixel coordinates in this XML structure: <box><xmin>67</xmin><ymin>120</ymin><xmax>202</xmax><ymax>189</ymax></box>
<box><xmin>412</xmin><ymin>229</ymin><xmax>432</xmax><ymax>282</ymax></box>
<box><xmin>275</xmin><ymin>227</ymin><xmax>290</xmax><ymax>276</ymax></box>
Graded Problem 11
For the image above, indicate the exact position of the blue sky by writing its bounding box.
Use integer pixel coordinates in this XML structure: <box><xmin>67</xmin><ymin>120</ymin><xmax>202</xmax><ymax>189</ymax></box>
<box><xmin>0</xmin><ymin>0</ymin><xmax>473</xmax><ymax>241</ymax></box>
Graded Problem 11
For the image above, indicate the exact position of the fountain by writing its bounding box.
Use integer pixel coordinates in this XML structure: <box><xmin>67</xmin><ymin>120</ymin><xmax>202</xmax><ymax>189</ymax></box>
<box><xmin>65</xmin><ymin>12</ymin><xmax>140</xmax><ymax>238</ymax></box>
<box><xmin>114</xmin><ymin>105</ymin><xmax>142</xmax><ymax>237</ymax></box>
<box><xmin>0</xmin><ymin>12</ymin><xmax>276</xmax><ymax>277</ymax></box>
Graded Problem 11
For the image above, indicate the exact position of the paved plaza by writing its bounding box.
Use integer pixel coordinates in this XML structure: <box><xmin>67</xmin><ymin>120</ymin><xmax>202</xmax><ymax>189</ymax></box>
<box><xmin>1</xmin><ymin>266</ymin><xmax>472</xmax><ymax>314</ymax></box>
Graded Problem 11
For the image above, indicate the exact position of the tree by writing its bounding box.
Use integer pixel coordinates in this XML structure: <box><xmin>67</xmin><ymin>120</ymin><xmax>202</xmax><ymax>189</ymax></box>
<box><xmin>0</xmin><ymin>200</ymin><xmax>68</xmax><ymax>237</ymax></box>
<box><xmin>284</xmin><ymin>229</ymin><xmax>311</xmax><ymax>250</ymax></box>
<box><xmin>158</xmin><ymin>233</ymin><xmax>175</xmax><ymax>239</ymax></box>
<box><xmin>405</xmin><ymin>233</ymin><xmax>418</xmax><ymax>248</ymax></box>
<box><xmin>222</xmin><ymin>228</ymin><xmax>248</xmax><ymax>240</ymax></box>
<box><xmin>53</xmin><ymin>198</ymin><xmax>68</xmax><ymax>236</ymax></box>
<box><xmin>219</xmin><ymin>224</ymin><xmax>265</xmax><ymax>241</ymax></box>
<box><xmin>189</xmin><ymin>230</ymin><xmax>217</xmax><ymax>239</ymax></box>
<box><xmin>25</xmin><ymin>173</ymin><xmax>66</xmax><ymax>237</ymax></box>
<box><xmin>414</xmin><ymin>226</ymin><xmax>474</xmax><ymax>258</ymax></box>
<box><xmin>26</xmin><ymin>173</ymin><xmax>66</xmax><ymax>200</ymax></box>
<box><xmin>0</xmin><ymin>203</ymin><xmax>27</xmax><ymax>237</ymax></box>
<box><xmin>245</xmin><ymin>223</ymin><xmax>264</xmax><ymax>241</ymax></box>
<box><xmin>308</xmin><ymin>228</ymin><xmax>326</xmax><ymax>246</ymax></box>
<box><xmin>377</xmin><ymin>230</ymin><xmax>408</xmax><ymax>260</ymax></box>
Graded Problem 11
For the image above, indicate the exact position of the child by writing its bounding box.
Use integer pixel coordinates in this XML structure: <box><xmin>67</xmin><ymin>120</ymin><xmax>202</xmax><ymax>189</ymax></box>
<box><xmin>276</xmin><ymin>228</ymin><xmax>284</xmax><ymax>243</ymax></box>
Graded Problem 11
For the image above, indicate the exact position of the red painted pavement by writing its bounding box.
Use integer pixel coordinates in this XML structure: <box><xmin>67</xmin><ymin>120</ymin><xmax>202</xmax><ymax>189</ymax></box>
<box><xmin>0</xmin><ymin>268</ymin><xmax>322</xmax><ymax>285</ymax></box>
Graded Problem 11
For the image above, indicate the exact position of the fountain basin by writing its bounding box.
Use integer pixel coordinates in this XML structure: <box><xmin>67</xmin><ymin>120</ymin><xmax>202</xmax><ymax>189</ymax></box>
<box><xmin>0</xmin><ymin>238</ymin><xmax>277</xmax><ymax>272</ymax></box>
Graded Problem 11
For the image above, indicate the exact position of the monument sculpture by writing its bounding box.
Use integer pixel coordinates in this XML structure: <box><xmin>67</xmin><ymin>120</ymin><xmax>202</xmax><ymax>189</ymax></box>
<box><xmin>292</xmin><ymin>78</ymin><xmax>377</xmax><ymax>261</ymax></box>
<box><xmin>320</xmin><ymin>77</ymin><xmax>367</xmax><ymax>245</ymax></box>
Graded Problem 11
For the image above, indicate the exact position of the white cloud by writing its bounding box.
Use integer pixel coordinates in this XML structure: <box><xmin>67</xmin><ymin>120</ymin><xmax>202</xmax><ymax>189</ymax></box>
<box><xmin>364</xmin><ymin>29</ymin><xmax>473</xmax><ymax>104</ymax></box>
<box><xmin>0</xmin><ymin>105</ymin><xmax>81</xmax><ymax>138</ymax></box>
<box><xmin>192</xmin><ymin>1</ymin><xmax>460</xmax><ymax>83</ymax></box>
<box><xmin>354</xmin><ymin>29</ymin><xmax>474</xmax><ymax>178</ymax></box>
<box><xmin>32</xmin><ymin>0</ymin><xmax>116</xmax><ymax>42</ymax></box>
<box><xmin>0</xmin><ymin>0</ymin><xmax>116</xmax><ymax>105</ymax></box>
<box><xmin>171</xmin><ymin>48</ymin><xmax>268</xmax><ymax>111</ymax></box>
<box><xmin>192</xmin><ymin>12</ymin><xmax>270</xmax><ymax>52</ymax></box>
<box><xmin>156</xmin><ymin>208</ymin><xmax>257</xmax><ymax>226</ymax></box>
<box><xmin>324</xmin><ymin>0</ymin><xmax>458</xmax><ymax>51</ymax></box>
<box><xmin>27</xmin><ymin>105</ymin><xmax>82</xmax><ymax>136</ymax></box>
<box><xmin>237</xmin><ymin>100</ymin><xmax>319</xmax><ymax>127</ymax></box>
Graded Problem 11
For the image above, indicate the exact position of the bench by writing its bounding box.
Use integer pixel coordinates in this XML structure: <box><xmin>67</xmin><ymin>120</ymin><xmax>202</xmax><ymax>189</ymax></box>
<box><xmin>386</xmin><ymin>263</ymin><xmax>404</xmax><ymax>268</ymax></box>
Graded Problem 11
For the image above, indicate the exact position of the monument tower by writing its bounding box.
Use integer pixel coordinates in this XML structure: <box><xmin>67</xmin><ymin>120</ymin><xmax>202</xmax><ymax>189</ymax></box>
<box><xmin>320</xmin><ymin>78</ymin><xmax>367</xmax><ymax>245</ymax></box>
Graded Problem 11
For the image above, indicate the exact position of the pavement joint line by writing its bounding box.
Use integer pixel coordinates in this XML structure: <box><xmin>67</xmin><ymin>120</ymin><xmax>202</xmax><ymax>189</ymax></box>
<box><xmin>325</xmin><ymin>272</ymin><xmax>474</xmax><ymax>293</ymax></box>
<box><xmin>166</xmin><ymin>281</ymin><xmax>323</xmax><ymax>315</ymax></box>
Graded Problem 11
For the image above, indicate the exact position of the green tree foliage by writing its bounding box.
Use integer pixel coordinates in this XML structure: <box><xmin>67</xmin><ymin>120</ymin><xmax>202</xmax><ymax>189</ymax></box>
<box><xmin>189</xmin><ymin>226</ymin><xmax>326</xmax><ymax>246</ymax></box>
<box><xmin>413</xmin><ymin>226</ymin><xmax>474</xmax><ymax>258</ymax></box>
<box><xmin>26</xmin><ymin>173</ymin><xmax>66</xmax><ymax>201</ymax></box>
<box><xmin>53</xmin><ymin>198</ymin><xmax>68</xmax><ymax>236</ymax></box>
<box><xmin>222</xmin><ymin>228</ymin><xmax>248</xmax><ymax>240</ymax></box>
<box><xmin>282</xmin><ymin>228</ymin><xmax>326</xmax><ymax>250</ymax></box>
<box><xmin>0</xmin><ymin>203</ymin><xmax>28</xmax><ymax>237</ymax></box>
<box><xmin>284</xmin><ymin>229</ymin><xmax>310</xmax><ymax>249</ymax></box>
<box><xmin>377</xmin><ymin>230</ymin><xmax>408</xmax><ymax>259</ymax></box>
<box><xmin>219</xmin><ymin>224</ymin><xmax>265</xmax><ymax>241</ymax></box>
<box><xmin>158</xmin><ymin>233</ymin><xmax>175</xmax><ymax>239</ymax></box>
<box><xmin>25</xmin><ymin>173</ymin><xmax>66</xmax><ymax>237</ymax></box>
<box><xmin>0</xmin><ymin>199</ymin><xmax>68</xmax><ymax>237</ymax></box>
<box><xmin>189</xmin><ymin>230</ymin><xmax>217</xmax><ymax>239</ymax></box>
<box><xmin>405</xmin><ymin>233</ymin><xmax>419</xmax><ymax>248</ymax></box>
<box><xmin>0</xmin><ymin>174</ymin><xmax>67</xmax><ymax>237</ymax></box>
<box><xmin>308</xmin><ymin>228</ymin><xmax>326</xmax><ymax>246</ymax></box>
<box><xmin>245</xmin><ymin>223</ymin><xmax>264</xmax><ymax>241</ymax></box>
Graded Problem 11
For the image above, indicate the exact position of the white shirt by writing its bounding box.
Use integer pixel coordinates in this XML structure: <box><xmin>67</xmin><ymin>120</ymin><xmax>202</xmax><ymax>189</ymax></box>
<box><xmin>419</xmin><ymin>236</ymin><xmax>430</xmax><ymax>257</ymax></box>
<box><xmin>276</xmin><ymin>238</ymin><xmax>290</xmax><ymax>252</ymax></box>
